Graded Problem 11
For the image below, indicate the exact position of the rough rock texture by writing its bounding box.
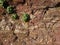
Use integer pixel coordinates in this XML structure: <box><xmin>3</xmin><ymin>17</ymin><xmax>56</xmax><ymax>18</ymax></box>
<box><xmin>0</xmin><ymin>0</ymin><xmax>60</xmax><ymax>45</ymax></box>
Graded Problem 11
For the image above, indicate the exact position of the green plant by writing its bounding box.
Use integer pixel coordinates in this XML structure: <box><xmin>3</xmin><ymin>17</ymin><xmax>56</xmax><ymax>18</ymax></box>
<box><xmin>0</xmin><ymin>0</ymin><xmax>9</xmax><ymax>8</ymax></box>
<box><xmin>3</xmin><ymin>1</ymin><xmax>9</xmax><ymax>8</ymax></box>
<box><xmin>22</xmin><ymin>13</ymin><xmax>30</xmax><ymax>22</ymax></box>
<box><xmin>0</xmin><ymin>0</ymin><xmax>5</xmax><ymax>3</ymax></box>
<box><xmin>7</xmin><ymin>6</ymin><xmax>14</xmax><ymax>14</ymax></box>
<box><xmin>12</xmin><ymin>13</ymin><xmax>18</xmax><ymax>19</ymax></box>
<box><xmin>0</xmin><ymin>0</ymin><xmax>5</xmax><ymax>6</ymax></box>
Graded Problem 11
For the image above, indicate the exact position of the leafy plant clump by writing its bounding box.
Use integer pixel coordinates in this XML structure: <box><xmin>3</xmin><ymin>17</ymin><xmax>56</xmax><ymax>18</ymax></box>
<box><xmin>0</xmin><ymin>0</ymin><xmax>19</xmax><ymax>20</ymax></box>
<box><xmin>7</xmin><ymin>6</ymin><xmax>14</xmax><ymax>14</ymax></box>
<box><xmin>0</xmin><ymin>0</ymin><xmax>5</xmax><ymax>4</ymax></box>
<box><xmin>0</xmin><ymin>0</ymin><xmax>5</xmax><ymax>6</ymax></box>
<box><xmin>3</xmin><ymin>1</ymin><xmax>9</xmax><ymax>8</ymax></box>
<box><xmin>12</xmin><ymin>13</ymin><xmax>19</xmax><ymax>19</ymax></box>
<box><xmin>22</xmin><ymin>13</ymin><xmax>30</xmax><ymax>22</ymax></box>
<box><xmin>0</xmin><ymin>0</ymin><xmax>8</xmax><ymax>8</ymax></box>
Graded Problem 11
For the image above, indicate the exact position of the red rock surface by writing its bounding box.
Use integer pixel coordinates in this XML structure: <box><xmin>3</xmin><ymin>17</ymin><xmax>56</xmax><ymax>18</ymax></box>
<box><xmin>0</xmin><ymin>0</ymin><xmax>60</xmax><ymax>45</ymax></box>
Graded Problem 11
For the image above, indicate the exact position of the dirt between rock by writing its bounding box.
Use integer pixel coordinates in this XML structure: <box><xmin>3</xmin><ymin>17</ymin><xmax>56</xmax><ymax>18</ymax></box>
<box><xmin>0</xmin><ymin>0</ymin><xmax>60</xmax><ymax>45</ymax></box>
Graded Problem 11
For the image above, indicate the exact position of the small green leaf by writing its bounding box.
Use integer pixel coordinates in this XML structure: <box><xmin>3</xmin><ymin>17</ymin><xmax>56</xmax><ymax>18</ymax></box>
<box><xmin>0</xmin><ymin>0</ymin><xmax>5</xmax><ymax>7</ymax></box>
<box><xmin>22</xmin><ymin>13</ymin><xmax>30</xmax><ymax>22</ymax></box>
<box><xmin>7</xmin><ymin>6</ymin><xmax>14</xmax><ymax>14</ymax></box>
<box><xmin>12</xmin><ymin>13</ymin><xmax>19</xmax><ymax>19</ymax></box>
<box><xmin>0</xmin><ymin>0</ymin><xmax>5</xmax><ymax>3</ymax></box>
<box><xmin>3</xmin><ymin>1</ymin><xmax>9</xmax><ymax>8</ymax></box>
